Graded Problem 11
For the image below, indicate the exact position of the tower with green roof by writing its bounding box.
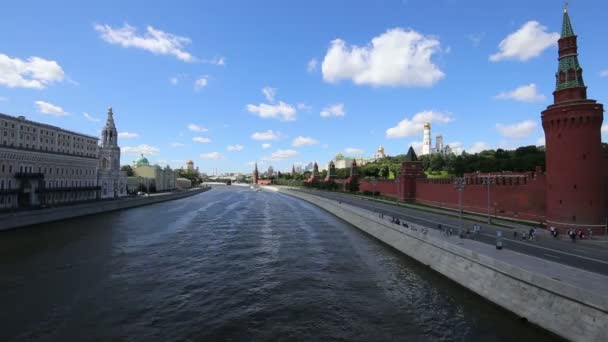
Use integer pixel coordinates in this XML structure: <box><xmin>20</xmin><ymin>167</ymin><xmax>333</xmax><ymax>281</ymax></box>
<box><xmin>541</xmin><ymin>4</ymin><xmax>606</xmax><ymax>233</ymax></box>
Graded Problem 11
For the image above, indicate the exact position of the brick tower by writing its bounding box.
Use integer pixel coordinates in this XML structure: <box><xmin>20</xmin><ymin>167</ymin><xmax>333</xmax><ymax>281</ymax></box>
<box><xmin>541</xmin><ymin>5</ymin><xmax>606</xmax><ymax>232</ymax></box>
<box><xmin>253</xmin><ymin>162</ymin><xmax>259</xmax><ymax>184</ymax></box>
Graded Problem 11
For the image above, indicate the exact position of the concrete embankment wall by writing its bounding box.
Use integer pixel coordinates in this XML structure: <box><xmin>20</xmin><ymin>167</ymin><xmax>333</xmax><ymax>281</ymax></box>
<box><xmin>0</xmin><ymin>187</ymin><xmax>210</xmax><ymax>231</ymax></box>
<box><xmin>277</xmin><ymin>188</ymin><xmax>607</xmax><ymax>342</ymax></box>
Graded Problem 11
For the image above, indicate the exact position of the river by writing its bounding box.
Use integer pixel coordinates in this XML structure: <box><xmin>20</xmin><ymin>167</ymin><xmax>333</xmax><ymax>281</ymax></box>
<box><xmin>0</xmin><ymin>186</ymin><xmax>555</xmax><ymax>341</ymax></box>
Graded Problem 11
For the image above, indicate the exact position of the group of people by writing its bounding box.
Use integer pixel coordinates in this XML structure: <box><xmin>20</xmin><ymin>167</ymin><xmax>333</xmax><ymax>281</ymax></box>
<box><xmin>548</xmin><ymin>226</ymin><xmax>593</xmax><ymax>242</ymax></box>
<box><xmin>515</xmin><ymin>228</ymin><xmax>538</xmax><ymax>241</ymax></box>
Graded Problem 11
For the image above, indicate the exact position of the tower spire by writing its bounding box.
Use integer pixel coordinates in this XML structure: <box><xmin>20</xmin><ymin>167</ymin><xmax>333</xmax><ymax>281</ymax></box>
<box><xmin>553</xmin><ymin>4</ymin><xmax>586</xmax><ymax>103</ymax></box>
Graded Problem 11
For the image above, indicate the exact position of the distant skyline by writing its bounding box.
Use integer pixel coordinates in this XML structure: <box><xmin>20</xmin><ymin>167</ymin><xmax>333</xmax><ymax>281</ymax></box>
<box><xmin>1</xmin><ymin>0</ymin><xmax>607</xmax><ymax>173</ymax></box>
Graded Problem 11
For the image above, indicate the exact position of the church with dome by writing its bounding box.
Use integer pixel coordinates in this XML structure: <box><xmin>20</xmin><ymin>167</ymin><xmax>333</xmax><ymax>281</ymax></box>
<box><xmin>127</xmin><ymin>153</ymin><xmax>177</xmax><ymax>193</ymax></box>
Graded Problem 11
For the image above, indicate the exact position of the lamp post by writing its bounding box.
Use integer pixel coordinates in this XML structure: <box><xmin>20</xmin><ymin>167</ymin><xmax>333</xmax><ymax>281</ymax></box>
<box><xmin>482</xmin><ymin>176</ymin><xmax>495</xmax><ymax>224</ymax></box>
<box><xmin>454</xmin><ymin>177</ymin><xmax>466</xmax><ymax>231</ymax></box>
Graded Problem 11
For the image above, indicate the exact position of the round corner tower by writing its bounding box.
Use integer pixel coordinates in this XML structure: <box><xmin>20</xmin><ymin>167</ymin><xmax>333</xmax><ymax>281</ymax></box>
<box><xmin>541</xmin><ymin>6</ymin><xmax>606</xmax><ymax>232</ymax></box>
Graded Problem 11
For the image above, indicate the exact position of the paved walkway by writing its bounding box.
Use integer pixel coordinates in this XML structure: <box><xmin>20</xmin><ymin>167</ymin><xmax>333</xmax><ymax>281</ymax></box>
<box><xmin>280</xmin><ymin>188</ymin><xmax>608</xmax><ymax>309</ymax></box>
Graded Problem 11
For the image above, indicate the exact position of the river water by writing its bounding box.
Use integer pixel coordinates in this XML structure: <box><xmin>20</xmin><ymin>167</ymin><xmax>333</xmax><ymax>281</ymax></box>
<box><xmin>0</xmin><ymin>186</ymin><xmax>555</xmax><ymax>341</ymax></box>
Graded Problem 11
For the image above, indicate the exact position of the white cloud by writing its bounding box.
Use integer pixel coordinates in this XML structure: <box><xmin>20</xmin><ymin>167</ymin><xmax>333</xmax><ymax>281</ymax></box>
<box><xmin>122</xmin><ymin>144</ymin><xmax>160</xmax><ymax>155</ymax></box>
<box><xmin>83</xmin><ymin>112</ymin><xmax>100</xmax><ymax>122</ymax></box>
<box><xmin>344</xmin><ymin>147</ymin><xmax>364</xmax><ymax>155</ymax></box>
<box><xmin>600</xmin><ymin>70</ymin><xmax>608</xmax><ymax>78</ymax></box>
<box><xmin>200</xmin><ymin>152</ymin><xmax>224</xmax><ymax>159</ymax></box>
<box><xmin>262</xmin><ymin>86</ymin><xmax>276</xmax><ymax>103</ymax></box>
<box><xmin>202</xmin><ymin>56</ymin><xmax>225</xmax><ymax>66</ymax></box>
<box><xmin>0</xmin><ymin>54</ymin><xmax>65</xmax><ymax>89</ymax></box>
<box><xmin>321</xmin><ymin>28</ymin><xmax>445</xmax><ymax>87</ymax></box>
<box><xmin>262</xmin><ymin>143</ymin><xmax>272</xmax><ymax>149</ymax></box>
<box><xmin>227</xmin><ymin>144</ymin><xmax>244</xmax><ymax>151</ymax></box>
<box><xmin>170</xmin><ymin>142</ymin><xmax>185</xmax><ymax>147</ymax></box>
<box><xmin>307</xmin><ymin>58</ymin><xmax>318</xmax><ymax>72</ymax></box>
<box><xmin>0</xmin><ymin>96</ymin><xmax>7</xmax><ymax>102</ymax></box>
<box><xmin>251</xmin><ymin>130</ymin><xmax>282</xmax><ymax>141</ymax></box>
<box><xmin>188</xmin><ymin>123</ymin><xmax>208</xmax><ymax>132</ymax></box>
<box><xmin>601</xmin><ymin>124</ymin><xmax>608</xmax><ymax>133</ymax></box>
<box><xmin>263</xmin><ymin>149</ymin><xmax>299</xmax><ymax>161</ymax></box>
<box><xmin>496</xmin><ymin>120</ymin><xmax>537</xmax><ymax>139</ymax></box>
<box><xmin>292</xmin><ymin>136</ymin><xmax>319</xmax><ymax>147</ymax></box>
<box><xmin>247</xmin><ymin>101</ymin><xmax>296</xmax><ymax>121</ymax></box>
<box><xmin>194</xmin><ymin>76</ymin><xmax>208</xmax><ymax>90</ymax></box>
<box><xmin>118</xmin><ymin>132</ymin><xmax>139</xmax><ymax>138</ymax></box>
<box><xmin>385</xmin><ymin>110</ymin><xmax>453</xmax><ymax>139</ymax></box>
<box><xmin>320</xmin><ymin>103</ymin><xmax>345</xmax><ymax>118</ymax></box>
<box><xmin>35</xmin><ymin>100</ymin><xmax>68</xmax><ymax>116</ymax></box>
<box><xmin>489</xmin><ymin>21</ymin><xmax>559</xmax><ymax>62</ymax></box>
<box><xmin>94</xmin><ymin>23</ymin><xmax>195</xmax><ymax>62</ymax></box>
<box><xmin>466</xmin><ymin>32</ymin><xmax>485</xmax><ymax>47</ymax></box>
<box><xmin>297</xmin><ymin>103</ymin><xmax>311</xmax><ymax>111</ymax></box>
<box><xmin>447</xmin><ymin>141</ymin><xmax>464</xmax><ymax>155</ymax></box>
<box><xmin>193</xmin><ymin>137</ymin><xmax>211</xmax><ymax>143</ymax></box>
<box><xmin>169</xmin><ymin>77</ymin><xmax>179</xmax><ymax>85</ymax></box>
<box><xmin>494</xmin><ymin>83</ymin><xmax>546</xmax><ymax>102</ymax></box>
<box><xmin>468</xmin><ymin>141</ymin><xmax>490</xmax><ymax>154</ymax></box>
<box><xmin>536</xmin><ymin>136</ymin><xmax>545</xmax><ymax>146</ymax></box>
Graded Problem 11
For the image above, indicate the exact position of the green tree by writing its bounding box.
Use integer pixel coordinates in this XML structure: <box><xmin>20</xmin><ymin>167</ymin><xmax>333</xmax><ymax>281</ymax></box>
<box><xmin>121</xmin><ymin>165</ymin><xmax>134</xmax><ymax>176</ymax></box>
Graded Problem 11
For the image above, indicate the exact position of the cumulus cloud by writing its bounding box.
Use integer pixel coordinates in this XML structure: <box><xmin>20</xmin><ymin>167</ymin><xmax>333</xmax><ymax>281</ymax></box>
<box><xmin>227</xmin><ymin>144</ymin><xmax>244</xmax><ymax>151</ymax></box>
<box><xmin>320</xmin><ymin>103</ymin><xmax>345</xmax><ymax>118</ymax></box>
<box><xmin>94</xmin><ymin>23</ymin><xmax>195</xmax><ymax>62</ymax></box>
<box><xmin>307</xmin><ymin>58</ymin><xmax>318</xmax><ymax>72</ymax></box>
<box><xmin>297</xmin><ymin>103</ymin><xmax>312</xmax><ymax>111</ymax></box>
<box><xmin>468</xmin><ymin>141</ymin><xmax>491</xmax><ymax>154</ymax></box>
<box><xmin>0</xmin><ymin>54</ymin><xmax>65</xmax><ymax>89</ymax></box>
<box><xmin>118</xmin><ymin>132</ymin><xmax>139</xmax><ymax>138</ymax></box>
<box><xmin>200</xmin><ymin>152</ymin><xmax>224</xmax><ymax>159</ymax></box>
<box><xmin>169</xmin><ymin>76</ymin><xmax>179</xmax><ymax>85</ymax></box>
<box><xmin>262</xmin><ymin>86</ymin><xmax>276</xmax><ymax>103</ymax></box>
<box><xmin>600</xmin><ymin>70</ymin><xmax>608</xmax><ymax>78</ymax></box>
<box><xmin>202</xmin><ymin>56</ymin><xmax>225</xmax><ymax>66</ymax></box>
<box><xmin>263</xmin><ymin>149</ymin><xmax>299</xmax><ymax>161</ymax></box>
<box><xmin>194</xmin><ymin>76</ymin><xmax>208</xmax><ymax>90</ymax></box>
<box><xmin>386</xmin><ymin>111</ymin><xmax>453</xmax><ymax>139</ymax></box>
<box><xmin>170</xmin><ymin>142</ymin><xmax>185</xmax><ymax>147</ymax></box>
<box><xmin>344</xmin><ymin>147</ymin><xmax>364</xmax><ymax>155</ymax></box>
<box><xmin>83</xmin><ymin>112</ymin><xmax>100</xmax><ymax>122</ymax></box>
<box><xmin>292</xmin><ymin>136</ymin><xmax>319</xmax><ymax>147</ymax></box>
<box><xmin>188</xmin><ymin>123</ymin><xmax>208</xmax><ymax>132</ymax></box>
<box><xmin>247</xmin><ymin>101</ymin><xmax>296</xmax><ymax>121</ymax></box>
<box><xmin>192</xmin><ymin>136</ymin><xmax>211</xmax><ymax>143</ymax></box>
<box><xmin>408</xmin><ymin>141</ymin><xmax>424</xmax><ymax>155</ymax></box>
<box><xmin>122</xmin><ymin>144</ymin><xmax>160</xmax><ymax>155</ymax></box>
<box><xmin>251</xmin><ymin>130</ymin><xmax>282</xmax><ymax>141</ymax></box>
<box><xmin>494</xmin><ymin>83</ymin><xmax>546</xmax><ymax>102</ymax></box>
<box><xmin>321</xmin><ymin>28</ymin><xmax>445</xmax><ymax>87</ymax></box>
<box><xmin>35</xmin><ymin>100</ymin><xmax>68</xmax><ymax>116</ymax></box>
<box><xmin>496</xmin><ymin>120</ymin><xmax>537</xmax><ymax>139</ymax></box>
<box><xmin>262</xmin><ymin>143</ymin><xmax>272</xmax><ymax>149</ymax></box>
<box><xmin>490</xmin><ymin>21</ymin><xmax>559</xmax><ymax>62</ymax></box>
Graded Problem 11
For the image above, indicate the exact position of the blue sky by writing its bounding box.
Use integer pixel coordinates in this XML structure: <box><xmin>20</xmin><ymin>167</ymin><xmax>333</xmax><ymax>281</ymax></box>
<box><xmin>1</xmin><ymin>0</ymin><xmax>607</xmax><ymax>174</ymax></box>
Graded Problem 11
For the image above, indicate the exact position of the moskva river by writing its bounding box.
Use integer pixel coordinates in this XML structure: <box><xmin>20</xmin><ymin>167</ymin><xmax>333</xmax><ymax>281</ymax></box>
<box><xmin>0</xmin><ymin>186</ymin><xmax>555</xmax><ymax>341</ymax></box>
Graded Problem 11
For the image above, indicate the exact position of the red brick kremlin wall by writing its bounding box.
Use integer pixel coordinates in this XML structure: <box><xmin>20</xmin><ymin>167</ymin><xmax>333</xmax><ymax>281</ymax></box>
<box><xmin>414</xmin><ymin>173</ymin><xmax>546</xmax><ymax>223</ymax></box>
<box><xmin>359</xmin><ymin>180</ymin><xmax>400</xmax><ymax>198</ymax></box>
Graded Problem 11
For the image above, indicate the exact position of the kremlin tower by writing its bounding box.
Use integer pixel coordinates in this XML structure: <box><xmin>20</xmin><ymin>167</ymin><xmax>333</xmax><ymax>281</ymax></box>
<box><xmin>541</xmin><ymin>5</ymin><xmax>606</xmax><ymax>232</ymax></box>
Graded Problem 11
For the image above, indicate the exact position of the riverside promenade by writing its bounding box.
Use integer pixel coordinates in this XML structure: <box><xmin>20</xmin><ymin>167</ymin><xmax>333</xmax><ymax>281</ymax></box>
<box><xmin>268</xmin><ymin>186</ymin><xmax>608</xmax><ymax>342</ymax></box>
<box><xmin>0</xmin><ymin>187</ymin><xmax>210</xmax><ymax>231</ymax></box>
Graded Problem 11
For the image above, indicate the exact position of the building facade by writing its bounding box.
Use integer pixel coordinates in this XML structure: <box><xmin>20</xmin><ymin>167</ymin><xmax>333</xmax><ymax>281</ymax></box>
<box><xmin>128</xmin><ymin>154</ymin><xmax>177</xmax><ymax>193</ymax></box>
<box><xmin>0</xmin><ymin>106</ymin><xmax>127</xmax><ymax>210</ymax></box>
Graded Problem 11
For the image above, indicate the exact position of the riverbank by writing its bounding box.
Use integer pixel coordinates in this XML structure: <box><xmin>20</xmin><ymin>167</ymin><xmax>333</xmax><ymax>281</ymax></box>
<box><xmin>0</xmin><ymin>187</ymin><xmax>211</xmax><ymax>232</ymax></box>
<box><xmin>271</xmin><ymin>186</ymin><xmax>608</xmax><ymax>342</ymax></box>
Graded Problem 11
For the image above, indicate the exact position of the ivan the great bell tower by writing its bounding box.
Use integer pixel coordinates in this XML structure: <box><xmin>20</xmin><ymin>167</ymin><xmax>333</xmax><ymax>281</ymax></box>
<box><xmin>541</xmin><ymin>5</ymin><xmax>606</xmax><ymax>231</ymax></box>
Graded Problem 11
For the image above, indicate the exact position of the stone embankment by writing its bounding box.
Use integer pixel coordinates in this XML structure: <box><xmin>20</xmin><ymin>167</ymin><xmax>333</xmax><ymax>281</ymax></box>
<box><xmin>271</xmin><ymin>186</ymin><xmax>608</xmax><ymax>342</ymax></box>
<box><xmin>0</xmin><ymin>187</ymin><xmax>210</xmax><ymax>231</ymax></box>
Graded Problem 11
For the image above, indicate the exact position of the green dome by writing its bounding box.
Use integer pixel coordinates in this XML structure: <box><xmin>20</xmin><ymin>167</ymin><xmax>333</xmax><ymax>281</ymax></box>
<box><xmin>135</xmin><ymin>153</ymin><xmax>150</xmax><ymax>167</ymax></box>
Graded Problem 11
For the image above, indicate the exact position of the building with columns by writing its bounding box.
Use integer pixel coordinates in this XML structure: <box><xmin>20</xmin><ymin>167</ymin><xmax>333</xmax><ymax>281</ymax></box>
<box><xmin>127</xmin><ymin>154</ymin><xmax>177</xmax><ymax>193</ymax></box>
<box><xmin>0</xmin><ymin>106</ymin><xmax>127</xmax><ymax>210</ymax></box>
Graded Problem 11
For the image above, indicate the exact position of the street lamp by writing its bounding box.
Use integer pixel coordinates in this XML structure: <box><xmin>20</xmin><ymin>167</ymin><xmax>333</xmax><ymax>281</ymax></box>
<box><xmin>454</xmin><ymin>177</ymin><xmax>466</xmax><ymax>232</ymax></box>
<box><xmin>482</xmin><ymin>176</ymin><xmax>495</xmax><ymax>224</ymax></box>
